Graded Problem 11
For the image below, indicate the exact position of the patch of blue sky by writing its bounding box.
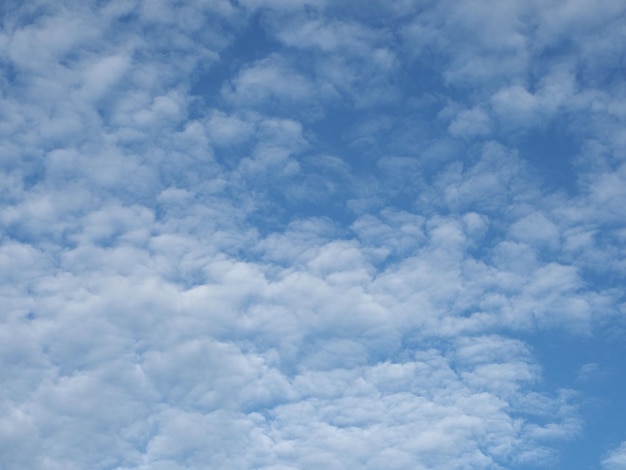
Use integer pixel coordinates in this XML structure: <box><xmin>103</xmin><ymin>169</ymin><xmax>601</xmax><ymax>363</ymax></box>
<box><xmin>525</xmin><ymin>329</ymin><xmax>626</xmax><ymax>470</ymax></box>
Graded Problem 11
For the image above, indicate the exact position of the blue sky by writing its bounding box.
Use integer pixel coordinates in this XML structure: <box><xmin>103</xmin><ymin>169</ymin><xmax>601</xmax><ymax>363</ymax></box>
<box><xmin>1</xmin><ymin>1</ymin><xmax>626</xmax><ymax>469</ymax></box>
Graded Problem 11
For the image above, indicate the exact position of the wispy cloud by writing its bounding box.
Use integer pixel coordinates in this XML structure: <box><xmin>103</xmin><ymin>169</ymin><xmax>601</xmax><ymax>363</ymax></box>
<box><xmin>604</xmin><ymin>441</ymin><xmax>626</xmax><ymax>470</ymax></box>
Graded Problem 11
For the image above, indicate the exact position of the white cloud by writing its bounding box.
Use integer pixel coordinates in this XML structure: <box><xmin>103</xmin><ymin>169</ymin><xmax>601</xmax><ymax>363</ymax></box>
<box><xmin>491</xmin><ymin>85</ymin><xmax>539</xmax><ymax>127</ymax></box>
<box><xmin>260</xmin><ymin>12</ymin><xmax>400</xmax><ymax>107</ymax></box>
<box><xmin>2</xmin><ymin>196</ymin><xmax>596</xmax><ymax>467</ymax></box>
<box><xmin>222</xmin><ymin>54</ymin><xmax>321</xmax><ymax>111</ymax></box>
<box><xmin>80</xmin><ymin>54</ymin><xmax>131</xmax><ymax>102</ymax></box>
<box><xmin>7</xmin><ymin>10</ymin><xmax>100</xmax><ymax>71</ymax></box>
<box><xmin>448</xmin><ymin>107</ymin><xmax>491</xmax><ymax>138</ymax></box>
<box><xmin>205</xmin><ymin>110</ymin><xmax>255</xmax><ymax>147</ymax></box>
<box><xmin>509</xmin><ymin>212</ymin><xmax>560</xmax><ymax>250</ymax></box>
<box><xmin>603</xmin><ymin>441</ymin><xmax>626</xmax><ymax>469</ymax></box>
<box><xmin>1</xmin><ymin>1</ymin><xmax>625</xmax><ymax>469</ymax></box>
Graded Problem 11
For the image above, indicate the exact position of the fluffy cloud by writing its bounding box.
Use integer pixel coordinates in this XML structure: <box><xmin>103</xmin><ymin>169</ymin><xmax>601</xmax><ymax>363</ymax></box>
<box><xmin>1</xmin><ymin>1</ymin><xmax>625</xmax><ymax>469</ymax></box>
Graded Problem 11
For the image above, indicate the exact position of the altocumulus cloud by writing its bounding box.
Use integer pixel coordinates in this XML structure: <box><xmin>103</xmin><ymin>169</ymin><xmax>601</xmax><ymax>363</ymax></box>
<box><xmin>1</xmin><ymin>0</ymin><xmax>626</xmax><ymax>469</ymax></box>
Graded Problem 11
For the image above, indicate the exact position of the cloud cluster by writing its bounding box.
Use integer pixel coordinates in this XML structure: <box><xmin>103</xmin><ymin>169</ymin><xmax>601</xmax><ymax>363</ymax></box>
<box><xmin>1</xmin><ymin>0</ymin><xmax>625</xmax><ymax>469</ymax></box>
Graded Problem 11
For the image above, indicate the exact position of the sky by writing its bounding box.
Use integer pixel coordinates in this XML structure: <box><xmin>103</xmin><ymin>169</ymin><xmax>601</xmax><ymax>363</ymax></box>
<box><xmin>1</xmin><ymin>0</ymin><xmax>626</xmax><ymax>469</ymax></box>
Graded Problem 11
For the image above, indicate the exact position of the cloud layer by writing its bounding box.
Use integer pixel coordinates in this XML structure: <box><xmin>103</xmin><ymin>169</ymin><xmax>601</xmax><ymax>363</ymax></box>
<box><xmin>1</xmin><ymin>0</ymin><xmax>625</xmax><ymax>468</ymax></box>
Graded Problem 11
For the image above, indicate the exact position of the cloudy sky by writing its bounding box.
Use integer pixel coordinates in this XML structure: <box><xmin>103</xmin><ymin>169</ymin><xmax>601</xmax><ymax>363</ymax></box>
<box><xmin>1</xmin><ymin>0</ymin><xmax>626</xmax><ymax>468</ymax></box>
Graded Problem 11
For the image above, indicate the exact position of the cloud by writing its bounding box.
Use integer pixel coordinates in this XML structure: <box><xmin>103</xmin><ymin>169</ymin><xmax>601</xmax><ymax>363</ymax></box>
<box><xmin>222</xmin><ymin>54</ymin><xmax>320</xmax><ymax>110</ymax></box>
<box><xmin>509</xmin><ymin>212</ymin><xmax>560</xmax><ymax>250</ymax></box>
<box><xmin>205</xmin><ymin>109</ymin><xmax>255</xmax><ymax>147</ymax></box>
<box><xmin>80</xmin><ymin>54</ymin><xmax>131</xmax><ymax>102</ymax></box>
<box><xmin>261</xmin><ymin>12</ymin><xmax>400</xmax><ymax>107</ymax></box>
<box><xmin>603</xmin><ymin>441</ymin><xmax>626</xmax><ymax>469</ymax></box>
<box><xmin>1</xmin><ymin>199</ymin><xmax>593</xmax><ymax>468</ymax></box>
<box><xmin>1</xmin><ymin>0</ymin><xmax>625</xmax><ymax>469</ymax></box>
<box><xmin>448</xmin><ymin>107</ymin><xmax>491</xmax><ymax>138</ymax></box>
